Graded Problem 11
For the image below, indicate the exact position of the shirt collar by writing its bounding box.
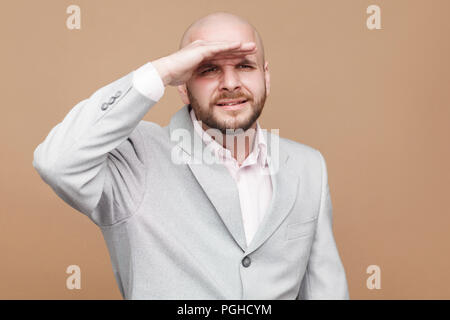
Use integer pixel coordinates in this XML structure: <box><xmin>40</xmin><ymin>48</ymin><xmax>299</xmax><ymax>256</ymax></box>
<box><xmin>189</xmin><ymin>107</ymin><xmax>268</xmax><ymax>168</ymax></box>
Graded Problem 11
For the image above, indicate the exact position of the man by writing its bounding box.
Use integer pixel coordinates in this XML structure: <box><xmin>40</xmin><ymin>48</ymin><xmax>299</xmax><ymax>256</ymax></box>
<box><xmin>33</xmin><ymin>12</ymin><xmax>349</xmax><ymax>299</ymax></box>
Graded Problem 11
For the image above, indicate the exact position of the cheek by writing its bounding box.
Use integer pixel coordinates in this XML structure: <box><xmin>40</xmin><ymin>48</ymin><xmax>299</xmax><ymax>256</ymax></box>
<box><xmin>189</xmin><ymin>80</ymin><xmax>217</xmax><ymax>104</ymax></box>
<box><xmin>242</xmin><ymin>76</ymin><xmax>265</xmax><ymax>97</ymax></box>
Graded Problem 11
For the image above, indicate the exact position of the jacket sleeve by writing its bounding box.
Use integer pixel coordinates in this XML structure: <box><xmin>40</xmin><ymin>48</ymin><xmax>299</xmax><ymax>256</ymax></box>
<box><xmin>297</xmin><ymin>151</ymin><xmax>350</xmax><ymax>299</ymax></box>
<box><xmin>32</xmin><ymin>66</ymin><xmax>162</xmax><ymax>226</ymax></box>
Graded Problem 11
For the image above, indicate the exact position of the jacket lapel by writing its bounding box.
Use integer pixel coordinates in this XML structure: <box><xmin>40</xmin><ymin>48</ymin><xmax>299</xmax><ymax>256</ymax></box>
<box><xmin>245</xmin><ymin>131</ymin><xmax>299</xmax><ymax>254</ymax></box>
<box><xmin>169</xmin><ymin>105</ymin><xmax>247</xmax><ymax>251</ymax></box>
<box><xmin>187</xmin><ymin>161</ymin><xmax>248</xmax><ymax>251</ymax></box>
<box><xmin>168</xmin><ymin>105</ymin><xmax>299</xmax><ymax>254</ymax></box>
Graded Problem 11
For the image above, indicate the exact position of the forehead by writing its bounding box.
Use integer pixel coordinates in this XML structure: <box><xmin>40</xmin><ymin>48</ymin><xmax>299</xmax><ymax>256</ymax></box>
<box><xmin>190</xmin><ymin>21</ymin><xmax>256</xmax><ymax>43</ymax></box>
<box><xmin>188</xmin><ymin>22</ymin><xmax>262</xmax><ymax>64</ymax></box>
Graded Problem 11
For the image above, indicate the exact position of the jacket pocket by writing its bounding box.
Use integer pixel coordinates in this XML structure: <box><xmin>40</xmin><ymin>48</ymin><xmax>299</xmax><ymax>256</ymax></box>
<box><xmin>286</xmin><ymin>217</ymin><xmax>318</xmax><ymax>240</ymax></box>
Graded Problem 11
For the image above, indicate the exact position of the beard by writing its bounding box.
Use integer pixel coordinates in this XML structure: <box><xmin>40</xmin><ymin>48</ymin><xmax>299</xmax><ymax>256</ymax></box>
<box><xmin>187</xmin><ymin>84</ymin><xmax>266</xmax><ymax>134</ymax></box>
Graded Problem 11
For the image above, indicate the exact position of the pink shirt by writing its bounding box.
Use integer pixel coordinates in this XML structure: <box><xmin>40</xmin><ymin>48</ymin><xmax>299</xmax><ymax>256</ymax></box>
<box><xmin>190</xmin><ymin>108</ymin><xmax>273</xmax><ymax>246</ymax></box>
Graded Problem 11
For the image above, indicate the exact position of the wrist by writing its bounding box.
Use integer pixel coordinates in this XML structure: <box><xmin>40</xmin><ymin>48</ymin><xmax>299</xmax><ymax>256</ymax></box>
<box><xmin>151</xmin><ymin>58</ymin><xmax>172</xmax><ymax>87</ymax></box>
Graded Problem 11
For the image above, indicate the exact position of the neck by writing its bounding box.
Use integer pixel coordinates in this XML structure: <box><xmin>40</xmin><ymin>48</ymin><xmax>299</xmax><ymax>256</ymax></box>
<box><xmin>201</xmin><ymin>121</ymin><xmax>258</xmax><ymax>165</ymax></box>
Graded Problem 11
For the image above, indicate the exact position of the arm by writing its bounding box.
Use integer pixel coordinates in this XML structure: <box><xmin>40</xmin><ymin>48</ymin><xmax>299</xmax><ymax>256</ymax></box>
<box><xmin>32</xmin><ymin>63</ymin><xmax>165</xmax><ymax>226</ymax></box>
<box><xmin>33</xmin><ymin>41</ymin><xmax>258</xmax><ymax>226</ymax></box>
<box><xmin>297</xmin><ymin>151</ymin><xmax>349</xmax><ymax>299</ymax></box>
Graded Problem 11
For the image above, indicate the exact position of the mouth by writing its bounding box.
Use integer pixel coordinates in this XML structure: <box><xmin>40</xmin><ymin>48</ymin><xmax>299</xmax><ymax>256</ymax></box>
<box><xmin>215</xmin><ymin>99</ymin><xmax>248</xmax><ymax>110</ymax></box>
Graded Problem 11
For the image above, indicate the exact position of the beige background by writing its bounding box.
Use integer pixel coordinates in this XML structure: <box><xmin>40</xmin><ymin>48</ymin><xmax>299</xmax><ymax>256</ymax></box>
<box><xmin>1</xmin><ymin>0</ymin><xmax>449</xmax><ymax>299</ymax></box>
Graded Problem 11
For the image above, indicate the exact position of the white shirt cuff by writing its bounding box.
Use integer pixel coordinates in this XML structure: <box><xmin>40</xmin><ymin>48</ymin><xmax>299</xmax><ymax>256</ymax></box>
<box><xmin>132</xmin><ymin>62</ymin><xmax>165</xmax><ymax>101</ymax></box>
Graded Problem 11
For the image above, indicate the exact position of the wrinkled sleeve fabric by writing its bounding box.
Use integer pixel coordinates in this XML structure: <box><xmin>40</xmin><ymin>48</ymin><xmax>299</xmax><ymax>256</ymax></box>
<box><xmin>33</xmin><ymin>63</ymin><xmax>165</xmax><ymax>227</ymax></box>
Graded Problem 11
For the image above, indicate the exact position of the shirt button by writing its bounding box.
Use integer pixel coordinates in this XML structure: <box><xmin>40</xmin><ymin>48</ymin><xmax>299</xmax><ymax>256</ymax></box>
<box><xmin>101</xmin><ymin>102</ymin><xmax>109</xmax><ymax>111</ymax></box>
<box><xmin>242</xmin><ymin>256</ymin><xmax>251</xmax><ymax>268</ymax></box>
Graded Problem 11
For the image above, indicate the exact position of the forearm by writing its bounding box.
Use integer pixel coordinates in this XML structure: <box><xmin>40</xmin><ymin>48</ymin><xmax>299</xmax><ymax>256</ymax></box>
<box><xmin>33</xmin><ymin>63</ymin><xmax>164</xmax><ymax>216</ymax></box>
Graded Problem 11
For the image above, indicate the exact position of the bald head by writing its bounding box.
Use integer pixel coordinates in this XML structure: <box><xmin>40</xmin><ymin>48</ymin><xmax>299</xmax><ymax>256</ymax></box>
<box><xmin>179</xmin><ymin>12</ymin><xmax>265</xmax><ymax>66</ymax></box>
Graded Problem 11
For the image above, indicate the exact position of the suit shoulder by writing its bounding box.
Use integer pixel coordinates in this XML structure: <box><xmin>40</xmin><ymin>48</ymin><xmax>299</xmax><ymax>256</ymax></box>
<box><xmin>134</xmin><ymin>120</ymin><xmax>168</xmax><ymax>141</ymax></box>
<box><xmin>130</xmin><ymin>120</ymin><xmax>172</xmax><ymax>156</ymax></box>
<box><xmin>136</xmin><ymin>119</ymin><xmax>163</xmax><ymax>133</ymax></box>
<box><xmin>278</xmin><ymin>136</ymin><xmax>328</xmax><ymax>184</ymax></box>
<box><xmin>114</xmin><ymin>120</ymin><xmax>167</xmax><ymax>155</ymax></box>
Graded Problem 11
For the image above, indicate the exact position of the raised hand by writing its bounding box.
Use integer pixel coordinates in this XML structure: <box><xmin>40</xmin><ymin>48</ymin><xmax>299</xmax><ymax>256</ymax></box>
<box><xmin>151</xmin><ymin>40</ymin><xmax>257</xmax><ymax>86</ymax></box>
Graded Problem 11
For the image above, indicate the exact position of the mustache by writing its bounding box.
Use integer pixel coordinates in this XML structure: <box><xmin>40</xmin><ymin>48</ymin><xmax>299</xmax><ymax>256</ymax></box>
<box><xmin>213</xmin><ymin>94</ymin><xmax>251</xmax><ymax>104</ymax></box>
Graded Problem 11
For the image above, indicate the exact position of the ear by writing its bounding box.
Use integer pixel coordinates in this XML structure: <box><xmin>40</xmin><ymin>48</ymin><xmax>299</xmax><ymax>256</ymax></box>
<box><xmin>177</xmin><ymin>84</ymin><xmax>190</xmax><ymax>105</ymax></box>
<box><xmin>264</xmin><ymin>61</ymin><xmax>270</xmax><ymax>97</ymax></box>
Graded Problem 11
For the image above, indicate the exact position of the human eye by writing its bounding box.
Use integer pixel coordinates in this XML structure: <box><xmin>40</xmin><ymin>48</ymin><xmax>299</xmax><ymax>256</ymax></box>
<box><xmin>200</xmin><ymin>67</ymin><xmax>218</xmax><ymax>74</ymax></box>
<box><xmin>238</xmin><ymin>64</ymin><xmax>255</xmax><ymax>70</ymax></box>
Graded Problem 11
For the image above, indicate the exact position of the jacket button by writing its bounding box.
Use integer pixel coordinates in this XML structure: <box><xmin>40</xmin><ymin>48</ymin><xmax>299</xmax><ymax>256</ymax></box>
<box><xmin>242</xmin><ymin>256</ymin><xmax>251</xmax><ymax>268</ymax></box>
<box><xmin>107</xmin><ymin>96</ymin><xmax>116</xmax><ymax>105</ymax></box>
<box><xmin>101</xmin><ymin>102</ymin><xmax>109</xmax><ymax>110</ymax></box>
<box><xmin>113</xmin><ymin>90</ymin><xmax>122</xmax><ymax>98</ymax></box>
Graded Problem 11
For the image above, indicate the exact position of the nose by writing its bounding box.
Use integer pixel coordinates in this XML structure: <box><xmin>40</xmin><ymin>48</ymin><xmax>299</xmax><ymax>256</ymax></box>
<box><xmin>219</xmin><ymin>68</ymin><xmax>241</xmax><ymax>92</ymax></box>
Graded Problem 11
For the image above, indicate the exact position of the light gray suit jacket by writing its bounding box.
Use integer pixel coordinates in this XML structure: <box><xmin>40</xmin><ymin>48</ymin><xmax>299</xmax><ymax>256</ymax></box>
<box><xmin>33</xmin><ymin>69</ymin><xmax>349</xmax><ymax>300</ymax></box>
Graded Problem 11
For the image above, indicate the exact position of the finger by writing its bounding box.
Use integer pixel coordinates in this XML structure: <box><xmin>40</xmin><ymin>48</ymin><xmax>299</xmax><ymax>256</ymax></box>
<box><xmin>191</xmin><ymin>40</ymin><xmax>256</xmax><ymax>50</ymax></box>
<box><xmin>220</xmin><ymin>45</ymin><xmax>257</xmax><ymax>53</ymax></box>
<box><xmin>210</xmin><ymin>51</ymin><xmax>257</xmax><ymax>60</ymax></box>
<box><xmin>198</xmin><ymin>42</ymin><xmax>257</xmax><ymax>61</ymax></box>
<box><xmin>209</xmin><ymin>47</ymin><xmax>258</xmax><ymax>59</ymax></box>
<box><xmin>205</xmin><ymin>41</ymin><xmax>242</xmax><ymax>50</ymax></box>
<box><xmin>238</xmin><ymin>42</ymin><xmax>257</xmax><ymax>50</ymax></box>
<box><xmin>215</xmin><ymin>42</ymin><xmax>256</xmax><ymax>53</ymax></box>
<box><xmin>204</xmin><ymin>47</ymin><xmax>257</xmax><ymax>60</ymax></box>
<box><xmin>205</xmin><ymin>41</ymin><xmax>256</xmax><ymax>54</ymax></box>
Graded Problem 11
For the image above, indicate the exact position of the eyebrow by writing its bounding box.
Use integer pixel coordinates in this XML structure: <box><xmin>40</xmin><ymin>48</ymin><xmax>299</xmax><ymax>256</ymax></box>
<box><xmin>197</xmin><ymin>58</ymin><xmax>258</xmax><ymax>70</ymax></box>
<box><xmin>239</xmin><ymin>58</ymin><xmax>258</xmax><ymax>66</ymax></box>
